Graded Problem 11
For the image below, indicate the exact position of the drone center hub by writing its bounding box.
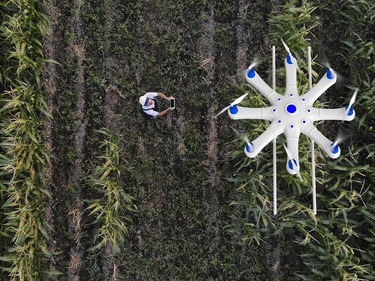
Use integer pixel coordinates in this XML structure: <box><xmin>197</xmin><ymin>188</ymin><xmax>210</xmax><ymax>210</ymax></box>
<box><xmin>285</xmin><ymin>103</ymin><xmax>298</xmax><ymax>115</ymax></box>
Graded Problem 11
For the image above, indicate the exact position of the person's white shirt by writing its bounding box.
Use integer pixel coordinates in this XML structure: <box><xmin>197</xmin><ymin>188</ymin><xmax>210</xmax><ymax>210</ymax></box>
<box><xmin>141</xmin><ymin>92</ymin><xmax>158</xmax><ymax>117</ymax></box>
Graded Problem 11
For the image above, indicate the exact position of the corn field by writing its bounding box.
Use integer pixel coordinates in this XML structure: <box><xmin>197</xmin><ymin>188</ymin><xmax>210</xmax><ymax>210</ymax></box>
<box><xmin>1</xmin><ymin>0</ymin><xmax>375</xmax><ymax>280</ymax></box>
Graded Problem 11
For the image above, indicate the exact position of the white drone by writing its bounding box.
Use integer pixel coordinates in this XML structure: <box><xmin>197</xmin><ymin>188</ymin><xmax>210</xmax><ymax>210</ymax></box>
<box><xmin>217</xmin><ymin>41</ymin><xmax>357</xmax><ymax>215</ymax></box>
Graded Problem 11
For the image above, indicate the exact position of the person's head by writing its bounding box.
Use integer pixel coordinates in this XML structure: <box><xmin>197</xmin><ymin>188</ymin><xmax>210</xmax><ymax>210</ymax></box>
<box><xmin>139</xmin><ymin>96</ymin><xmax>154</xmax><ymax>106</ymax></box>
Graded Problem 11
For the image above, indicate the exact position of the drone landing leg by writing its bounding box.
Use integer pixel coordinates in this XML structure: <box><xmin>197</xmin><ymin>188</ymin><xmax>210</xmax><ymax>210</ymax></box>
<box><xmin>308</xmin><ymin>46</ymin><xmax>317</xmax><ymax>215</ymax></box>
<box><xmin>272</xmin><ymin>46</ymin><xmax>278</xmax><ymax>216</ymax></box>
<box><xmin>312</xmin><ymin>140</ymin><xmax>317</xmax><ymax>214</ymax></box>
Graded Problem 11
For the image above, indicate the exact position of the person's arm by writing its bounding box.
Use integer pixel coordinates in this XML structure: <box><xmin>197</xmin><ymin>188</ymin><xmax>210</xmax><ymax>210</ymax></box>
<box><xmin>157</xmin><ymin>107</ymin><xmax>173</xmax><ymax>117</ymax></box>
<box><xmin>157</xmin><ymin>92</ymin><xmax>174</xmax><ymax>100</ymax></box>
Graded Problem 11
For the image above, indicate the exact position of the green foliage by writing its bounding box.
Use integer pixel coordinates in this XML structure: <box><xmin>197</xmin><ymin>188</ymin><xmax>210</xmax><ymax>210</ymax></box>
<box><xmin>0</xmin><ymin>1</ymin><xmax>60</xmax><ymax>280</ymax></box>
<box><xmin>268</xmin><ymin>0</ymin><xmax>319</xmax><ymax>52</ymax></box>
<box><xmin>1</xmin><ymin>0</ymin><xmax>374</xmax><ymax>280</ymax></box>
<box><xmin>267</xmin><ymin>0</ymin><xmax>321</xmax><ymax>89</ymax></box>
<box><xmin>86</xmin><ymin>128</ymin><xmax>137</xmax><ymax>255</ymax></box>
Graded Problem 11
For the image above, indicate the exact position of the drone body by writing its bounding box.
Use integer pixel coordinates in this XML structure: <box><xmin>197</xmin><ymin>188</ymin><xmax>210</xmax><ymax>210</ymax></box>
<box><xmin>224</xmin><ymin>51</ymin><xmax>356</xmax><ymax>177</ymax></box>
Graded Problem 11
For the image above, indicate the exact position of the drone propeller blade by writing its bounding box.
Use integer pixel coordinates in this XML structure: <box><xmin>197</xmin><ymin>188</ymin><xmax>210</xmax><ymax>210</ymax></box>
<box><xmin>295</xmin><ymin>169</ymin><xmax>303</xmax><ymax>182</ymax></box>
<box><xmin>332</xmin><ymin>139</ymin><xmax>339</xmax><ymax>148</ymax></box>
<box><xmin>349</xmin><ymin>89</ymin><xmax>358</xmax><ymax>107</ymax></box>
<box><xmin>243</xmin><ymin>135</ymin><xmax>250</xmax><ymax>144</ymax></box>
<box><xmin>215</xmin><ymin>93</ymin><xmax>248</xmax><ymax>118</ymax></box>
<box><xmin>283</xmin><ymin>143</ymin><xmax>302</xmax><ymax>181</ymax></box>
<box><xmin>282</xmin><ymin>39</ymin><xmax>300</xmax><ymax>71</ymax></box>
<box><xmin>281</xmin><ymin>39</ymin><xmax>291</xmax><ymax>55</ymax></box>
<box><xmin>215</xmin><ymin>106</ymin><xmax>230</xmax><ymax>117</ymax></box>
<box><xmin>232</xmin><ymin>93</ymin><xmax>248</xmax><ymax>105</ymax></box>
<box><xmin>248</xmin><ymin>63</ymin><xmax>256</xmax><ymax>70</ymax></box>
<box><xmin>283</xmin><ymin>143</ymin><xmax>293</xmax><ymax>160</ymax></box>
<box><xmin>333</xmin><ymin>130</ymin><xmax>352</xmax><ymax>147</ymax></box>
<box><xmin>343</xmin><ymin>89</ymin><xmax>358</xmax><ymax>120</ymax></box>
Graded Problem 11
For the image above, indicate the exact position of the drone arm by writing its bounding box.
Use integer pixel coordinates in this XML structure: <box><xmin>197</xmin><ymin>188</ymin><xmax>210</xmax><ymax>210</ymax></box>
<box><xmin>300</xmin><ymin>119</ymin><xmax>340</xmax><ymax>158</ymax></box>
<box><xmin>285</xmin><ymin>55</ymin><xmax>298</xmax><ymax>95</ymax></box>
<box><xmin>284</xmin><ymin>125</ymin><xmax>301</xmax><ymax>175</ymax></box>
<box><xmin>246</xmin><ymin>69</ymin><xmax>283</xmax><ymax>104</ymax></box>
<box><xmin>229</xmin><ymin>106</ymin><xmax>276</xmax><ymax>121</ymax></box>
<box><xmin>303</xmin><ymin>69</ymin><xmax>337</xmax><ymax>104</ymax></box>
<box><xmin>244</xmin><ymin>120</ymin><xmax>284</xmax><ymax>158</ymax></box>
<box><xmin>309</xmin><ymin>108</ymin><xmax>355</xmax><ymax>122</ymax></box>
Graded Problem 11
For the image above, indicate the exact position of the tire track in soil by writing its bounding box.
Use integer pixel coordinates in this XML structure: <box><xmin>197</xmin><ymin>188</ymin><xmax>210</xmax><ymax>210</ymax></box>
<box><xmin>43</xmin><ymin>0</ymin><xmax>87</xmax><ymax>280</ymax></box>
<box><xmin>101</xmin><ymin>0</ymin><xmax>122</xmax><ymax>279</ymax></box>
<box><xmin>65</xmin><ymin>1</ymin><xmax>88</xmax><ymax>279</ymax></box>
<box><xmin>42</xmin><ymin>0</ymin><xmax>60</xmax><ymax>276</ymax></box>
<box><xmin>200</xmin><ymin>3</ymin><xmax>218</xmax><ymax>190</ymax></box>
<box><xmin>237</xmin><ymin>2</ymin><xmax>282</xmax><ymax>278</ymax></box>
<box><xmin>198</xmin><ymin>3</ymin><xmax>223</xmax><ymax>276</ymax></box>
<box><xmin>199</xmin><ymin>3</ymin><xmax>255</xmax><ymax>277</ymax></box>
<box><xmin>199</xmin><ymin>2</ymin><xmax>255</xmax><ymax>278</ymax></box>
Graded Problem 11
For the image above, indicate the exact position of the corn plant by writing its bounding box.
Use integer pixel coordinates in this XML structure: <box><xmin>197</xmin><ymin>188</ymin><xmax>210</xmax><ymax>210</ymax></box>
<box><xmin>0</xmin><ymin>0</ymin><xmax>60</xmax><ymax>280</ymax></box>
<box><xmin>267</xmin><ymin>0</ymin><xmax>320</xmax><ymax>84</ymax></box>
<box><xmin>295</xmin><ymin>159</ymin><xmax>375</xmax><ymax>280</ymax></box>
<box><xmin>0</xmin><ymin>86</ymin><xmax>57</xmax><ymax>280</ymax></box>
<box><xmin>295</xmin><ymin>1</ymin><xmax>375</xmax><ymax>279</ymax></box>
<box><xmin>86</xmin><ymin>129</ymin><xmax>137</xmax><ymax>255</ymax></box>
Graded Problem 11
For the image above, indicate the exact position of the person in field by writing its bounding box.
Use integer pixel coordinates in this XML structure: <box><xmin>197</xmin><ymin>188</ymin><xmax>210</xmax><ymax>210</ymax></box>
<box><xmin>139</xmin><ymin>92</ymin><xmax>174</xmax><ymax>118</ymax></box>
